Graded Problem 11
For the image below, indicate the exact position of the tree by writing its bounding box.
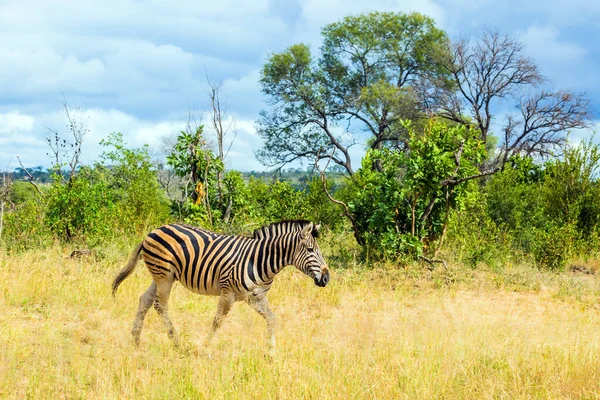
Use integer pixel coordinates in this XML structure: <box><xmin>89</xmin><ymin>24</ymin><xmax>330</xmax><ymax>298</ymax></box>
<box><xmin>257</xmin><ymin>11</ymin><xmax>451</xmax><ymax>175</ymax></box>
<box><xmin>0</xmin><ymin>172</ymin><xmax>11</xmax><ymax>242</ymax></box>
<box><xmin>45</xmin><ymin>98</ymin><xmax>89</xmax><ymax>183</ymax></box>
<box><xmin>166</xmin><ymin>126</ymin><xmax>223</xmax><ymax>225</ymax></box>
<box><xmin>207</xmin><ymin>76</ymin><xmax>237</xmax><ymax>219</ymax></box>
<box><xmin>98</xmin><ymin>132</ymin><xmax>170</xmax><ymax>234</ymax></box>
<box><xmin>434</xmin><ymin>30</ymin><xmax>589</xmax><ymax>168</ymax></box>
<box><xmin>345</xmin><ymin>119</ymin><xmax>486</xmax><ymax>259</ymax></box>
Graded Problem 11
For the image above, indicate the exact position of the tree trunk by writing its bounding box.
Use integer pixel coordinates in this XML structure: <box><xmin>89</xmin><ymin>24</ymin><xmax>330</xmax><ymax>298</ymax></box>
<box><xmin>0</xmin><ymin>201</ymin><xmax>4</xmax><ymax>242</ymax></box>
<box><xmin>434</xmin><ymin>189</ymin><xmax>452</xmax><ymax>258</ymax></box>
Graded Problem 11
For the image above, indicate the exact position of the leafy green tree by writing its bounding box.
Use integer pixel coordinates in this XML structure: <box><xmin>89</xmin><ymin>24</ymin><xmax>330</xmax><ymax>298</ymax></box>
<box><xmin>1</xmin><ymin>199</ymin><xmax>51</xmax><ymax>252</ymax></box>
<box><xmin>166</xmin><ymin>126</ymin><xmax>224</xmax><ymax>225</ymax></box>
<box><xmin>477</xmin><ymin>138</ymin><xmax>600</xmax><ymax>269</ymax></box>
<box><xmin>99</xmin><ymin>132</ymin><xmax>170</xmax><ymax>235</ymax></box>
<box><xmin>348</xmin><ymin>119</ymin><xmax>486</xmax><ymax>259</ymax></box>
<box><xmin>258</xmin><ymin>11</ymin><xmax>451</xmax><ymax>175</ymax></box>
<box><xmin>247</xmin><ymin>178</ymin><xmax>309</xmax><ymax>225</ymax></box>
<box><xmin>221</xmin><ymin>170</ymin><xmax>252</xmax><ymax>226</ymax></box>
<box><xmin>45</xmin><ymin>171</ymin><xmax>115</xmax><ymax>243</ymax></box>
<box><xmin>304</xmin><ymin>177</ymin><xmax>347</xmax><ymax>231</ymax></box>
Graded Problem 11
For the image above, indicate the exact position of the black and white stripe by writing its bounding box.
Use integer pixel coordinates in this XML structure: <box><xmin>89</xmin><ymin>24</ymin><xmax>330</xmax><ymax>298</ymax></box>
<box><xmin>112</xmin><ymin>220</ymin><xmax>329</xmax><ymax>351</ymax></box>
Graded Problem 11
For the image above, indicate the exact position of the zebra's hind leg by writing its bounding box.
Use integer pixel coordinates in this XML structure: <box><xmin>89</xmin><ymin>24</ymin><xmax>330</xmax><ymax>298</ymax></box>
<box><xmin>153</xmin><ymin>272</ymin><xmax>179</xmax><ymax>347</ymax></box>
<box><xmin>204</xmin><ymin>290</ymin><xmax>235</xmax><ymax>346</ymax></box>
<box><xmin>246</xmin><ymin>294</ymin><xmax>277</xmax><ymax>357</ymax></box>
<box><xmin>131</xmin><ymin>281</ymin><xmax>157</xmax><ymax>346</ymax></box>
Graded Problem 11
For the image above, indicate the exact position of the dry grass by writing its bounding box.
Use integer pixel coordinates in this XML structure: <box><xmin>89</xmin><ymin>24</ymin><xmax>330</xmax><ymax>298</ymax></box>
<box><xmin>1</xmin><ymin>246</ymin><xmax>600</xmax><ymax>399</ymax></box>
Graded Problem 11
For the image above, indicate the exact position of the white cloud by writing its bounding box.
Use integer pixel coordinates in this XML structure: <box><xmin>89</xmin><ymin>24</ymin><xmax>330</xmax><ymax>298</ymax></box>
<box><xmin>300</xmin><ymin>0</ymin><xmax>445</xmax><ymax>28</ymax></box>
<box><xmin>520</xmin><ymin>25</ymin><xmax>595</xmax><ymax>90</ymax></box>
<box><xmin>0</xmin><ymin>0</ymin><xmax>597</xmax><ymax>171</ymax></box>
<box><xmin>0</xmin><ymin>112</ymin><xmax>34</xmax><ymax>135</ymax></box>
<box><xmin>521</xmin><ymin>26</ymin><xmax>587</xmax><ymax>65</ymax></box>
<box><xmin>0</xmin><ymin>107</ymin><xmax>270</xmax><ymax>172</ymax></box>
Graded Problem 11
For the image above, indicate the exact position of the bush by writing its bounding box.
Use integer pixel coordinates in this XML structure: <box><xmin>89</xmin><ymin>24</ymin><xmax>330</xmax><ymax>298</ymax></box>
<box><xmin>446</xmin><ymin>189</ymin><xmax>514</xmax><ymax>270</ymax></box>
<box><xmin>483</xmin><ymin>140</ymin><xmax>600</xmax><ymax>268</ymax></box>
<box><xmin>530</xmin><ymin>224</ymin><xmax>578</xmax><ymax>270</ymax></box>
<box><xmin>348</xmin><ymin>119</ymin><xmax>486</xmax><ymax>260</ymax></box>
<box><xmin>247</xmin><ymin>178</ymin><xmax>309</xmax><ymax>225</ymax></box>
<box><xmin>45</xmin><ymin>174</ymin><xmax>116</xmax><ymax>245</ymax></box>
<box><xmin>99</xmin><ymin>132</ymin><xmax>171</xmax><ymax>235</ymax></box>
<box><xmin>1</xmin><ymin>200</ymin><xmax>52</xmax><ymax>252</ymax></box>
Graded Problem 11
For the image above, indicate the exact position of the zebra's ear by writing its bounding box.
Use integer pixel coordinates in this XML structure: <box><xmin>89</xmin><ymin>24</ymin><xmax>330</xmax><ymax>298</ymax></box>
<box><xmin>314</xmin><ymin>223</ymin><xmax>321</xmax><ymax>232</ymax></box>
<box><xmin>301</xmin><ymin>222</ymin><xmax>314</xmax><ymax>239</ymax></box>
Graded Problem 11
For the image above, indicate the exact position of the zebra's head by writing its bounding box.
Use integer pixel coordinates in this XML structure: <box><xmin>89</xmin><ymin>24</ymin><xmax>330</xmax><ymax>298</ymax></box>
<box><xmin>293</xmin><ymin>222</ymin><xmax>330</xmax><ymax>287</ymax></box>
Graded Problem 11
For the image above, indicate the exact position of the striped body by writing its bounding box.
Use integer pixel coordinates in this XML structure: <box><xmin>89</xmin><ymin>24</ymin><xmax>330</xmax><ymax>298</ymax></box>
<box><xmin>112</xmin><ymin>220</ymin><xmax>329</xmax><ymax>352</ymax></box>
<box><xmin>142</xmin><ymin>223</ymin><xmax>301</xmax><ymax>297</ymax></box>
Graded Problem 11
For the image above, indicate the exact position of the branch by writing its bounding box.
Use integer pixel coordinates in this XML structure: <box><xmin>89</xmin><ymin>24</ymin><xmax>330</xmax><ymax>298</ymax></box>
<box><xmin>441</xmin><ymin>167</ymin><xmax>500</xmax><ymax>186</ymax></box>
<box><xmin>420</xmin><ymin>140</ymin><xmax>465</xmax><ymax>225</ymax></box>
<box><xmin>314</xmin><ymin>154</ymin><xmax>364</xmax><ymax>246</ymax></box>
<box><xmin>419</xmin><ymin>255</ymin><xmax>447</xmax><ymax>271</ymax></box>
<box><xmin>16</xmin><ymin>156</ymin><xmax>44</xmax><ymax>197</ymax></box>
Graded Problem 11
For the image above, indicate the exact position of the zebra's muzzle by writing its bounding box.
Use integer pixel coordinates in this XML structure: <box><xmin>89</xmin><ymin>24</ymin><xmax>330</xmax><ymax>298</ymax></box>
<box><xmin>314</xmin><ymin>270</ymin><xmax>330</xmax><ymax>287</ymax></box>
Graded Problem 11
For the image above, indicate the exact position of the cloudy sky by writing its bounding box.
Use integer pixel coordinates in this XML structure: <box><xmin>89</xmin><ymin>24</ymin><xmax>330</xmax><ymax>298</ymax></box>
<box><xmin>1</xmin><ymin>0</ymin><xmax>599</xmax><ymax>171</ymax></box>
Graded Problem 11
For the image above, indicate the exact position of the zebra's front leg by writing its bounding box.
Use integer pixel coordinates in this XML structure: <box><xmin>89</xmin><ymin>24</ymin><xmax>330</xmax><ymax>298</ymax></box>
<box><xmin>204</xmin><ymin>291</ymin><xmax>235</xmax><ymax>346</ymax></box>
<box><xmin>247</xmin><ymin>294</ymin><xmax>277</xmax><ymax>357</ymax></box>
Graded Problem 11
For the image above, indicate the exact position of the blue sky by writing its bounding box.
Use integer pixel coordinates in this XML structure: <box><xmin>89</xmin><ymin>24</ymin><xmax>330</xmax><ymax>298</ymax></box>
<box><xmin>0</xmin><ymin>0</ymin><xmax>598</xmax><ymax>171</ymax></box>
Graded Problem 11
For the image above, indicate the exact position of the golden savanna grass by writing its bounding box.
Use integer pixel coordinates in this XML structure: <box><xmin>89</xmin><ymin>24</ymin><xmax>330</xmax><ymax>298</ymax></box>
<box><xmin>1</xmin><ymin>244</ymin><xmax>600</xmax><ymax>399</ymax></box>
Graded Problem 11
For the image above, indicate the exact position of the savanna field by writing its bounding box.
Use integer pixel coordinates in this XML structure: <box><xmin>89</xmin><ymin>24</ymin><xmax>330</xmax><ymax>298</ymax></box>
<box><xmin>2</xmin><ymin>242</ymin><xmax>600</xmax><ymax>399</ymax></box>
<box><xmin>2</xmin><ymin>1</ymin><xmax>600</xmax><ymax>399</ymax></box>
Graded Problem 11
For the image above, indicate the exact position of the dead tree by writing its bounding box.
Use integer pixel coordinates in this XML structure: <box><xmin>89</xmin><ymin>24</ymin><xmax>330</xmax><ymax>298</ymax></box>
<box><xmin>45</xmin><ymin>97</ymin><xmax>89</xmax><ymax>184</ymax></box>
<box><xmin>0</xmin><ymin>172</ymin><xmax>12</xmax><ymax>242</ymax></box>
<box><xmin>434</xmin><ymin>30</ymin><xmax>589</xmax><ymax>167</ymax></box>
<box><xmin>207</xmin><ymin>75</ymin><xmax>237</xmax><ymax>221</ymax></box>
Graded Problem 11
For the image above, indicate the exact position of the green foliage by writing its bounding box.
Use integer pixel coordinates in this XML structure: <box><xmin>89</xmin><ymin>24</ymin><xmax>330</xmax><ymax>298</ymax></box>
<box><xmin>530</xmin><ymin>224</ymin><xmax>578</xmax><ymax>271</ymax></box>
<box><xmin>349</xmin><ymin>119</ymin><xmax>486</xmax><ymax>259</ymax></box>
<box><xmin>167</xmin><ymin>126</ymin><xmax>223</xmax><ymax>199</ymax></box>
<box><xmin>99</xmin><ymin>132</ymin><xmax>170</xmax><ymax>235</ymax></box>
<box><xmin>45</xmin><ymin>173</ymin><xmax>115</xmax><ymax>244</ymax></box>
<box><xmin>221</xmin><ymin>170</ymin><xmax>253</xmax><ymax>224</ymax></box>
<box><xmin>303</xmin><ymin>177</ymin><xmax>347</xmax><ymax>231</ymax></box>
<box><xmin>543</xmin><ymin>139</ymin><xmax>600</xmax><ymax>233</ymax></box>
<box><xmin>470</xmin><ymin>139</ymin><xmax>600</xmax><ymax>270</ymax></box>
<box><xmin>1</xmin><ymin>200</ymin><xmax>51</xmax><ymax>251</ymax></box>
<box><xmin>257</xmin><ymin>11</ymin><xmax>451</xmax><ymax>173</ymax></box>
<box><xmin>166</xmin><ymin>126</ymin><xmax>224</xmax><ymax>224</ymax></box>
<box><xmin>27</xmin><ymin>132</ymin><xmax>170</xmax><ymax>246</ymax></box>
<box><xmin>9</xmin><ymin>181</ymin><xmax>38</xmax><ymax>204</ymax></box>
<box><xmin>321</xmin><ymin>12</ymin><xmax>451</xmax><ymax>110</ymax></box>
<box><xmin>485</xmin><ymin>158</ymin><xmax>546</xmax><ymax>240</ymax></box>
<box><xmin>247</xmin><ymin>178</ymin><xmax>309</xmax><ymax>225</ymax></box>
<box><xmin>446</xmin><ymin>189</ymin><xmax>514</xmax><ymax>270</ymax></box>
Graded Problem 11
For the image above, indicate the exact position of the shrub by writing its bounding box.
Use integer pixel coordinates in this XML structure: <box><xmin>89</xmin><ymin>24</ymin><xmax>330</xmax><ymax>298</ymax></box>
<box><xmin>1</xmin><ymin>200</ymin><xmax>51</xmax><ymax>252</ymax></box>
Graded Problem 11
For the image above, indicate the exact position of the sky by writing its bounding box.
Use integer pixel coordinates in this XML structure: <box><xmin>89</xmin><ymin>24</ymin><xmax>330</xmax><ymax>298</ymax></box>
<box><xmin>1</xmin><ymin>0</ymin><xmax>599</xmax><ymax>172</ymax></box>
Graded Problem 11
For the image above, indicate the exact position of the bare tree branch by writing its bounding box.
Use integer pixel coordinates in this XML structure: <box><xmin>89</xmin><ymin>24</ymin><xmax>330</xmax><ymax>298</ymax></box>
<box><xmin>45</xmin><ymin>96</ymin><xmax>88</xmax><ymax>183</ymax></box>
<box><xmin>16</xmin><ymin>156</ymin><xmax>44</xmax><ymax>197</ymax></box>
<box><xmin>441</xmin><ymin>167</ymin><xmax>500</xmax><ymax>186</ymax></box>
<box><xmin>432</xmin><ymin>30</ymin><xmax>590</xmax><ymax>171</ymax></box>
<box><xmin>500</xmin><ymin>90</ymin><xmax>590</xmax><ymax>163</ymax></box>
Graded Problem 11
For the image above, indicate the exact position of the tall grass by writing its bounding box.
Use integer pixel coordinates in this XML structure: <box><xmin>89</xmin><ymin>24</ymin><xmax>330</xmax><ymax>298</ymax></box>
<box><xmin>1</xmin><ymin>245</ymin><xmax>600</xmax><ymax>399</ymax></box>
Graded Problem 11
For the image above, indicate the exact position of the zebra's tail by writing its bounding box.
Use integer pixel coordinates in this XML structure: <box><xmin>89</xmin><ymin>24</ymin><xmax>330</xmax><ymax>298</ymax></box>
<box><xmin>112</xmin><ymin>241</ymin><xmax>144</xmax><ymax>297</ymax></box>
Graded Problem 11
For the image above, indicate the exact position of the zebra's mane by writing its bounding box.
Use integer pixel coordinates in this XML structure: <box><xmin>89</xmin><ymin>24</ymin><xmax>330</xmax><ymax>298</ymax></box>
<box><xmin>252</xmin><ymin>220</ymin><xmax>319</xmax><ymax>240</ymax></box>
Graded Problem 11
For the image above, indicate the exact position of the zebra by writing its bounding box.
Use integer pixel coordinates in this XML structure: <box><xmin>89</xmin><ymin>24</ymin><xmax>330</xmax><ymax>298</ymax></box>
<box><xmin>111</xmin><ymin>220</ymin><xmax>329</xmax><ymax>354</ymax></box>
